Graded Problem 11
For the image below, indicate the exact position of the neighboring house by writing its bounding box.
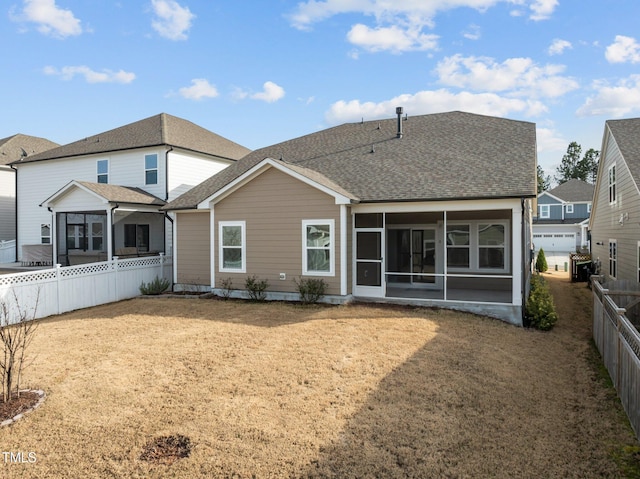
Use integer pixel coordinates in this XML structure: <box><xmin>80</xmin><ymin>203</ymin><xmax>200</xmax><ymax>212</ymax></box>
<box><xmin>165</xmin><ymin>110</ymin><xmax>537</xmax><ymax>325</ymax></box>
<box><xmin>11</xmin><ymin>113</ymin><xmax>250</xmax><ymax>266</ymax></box>
<box><xmin>590</xmin><ymin>117</ymin><xmax>640</xmax><ymax>282</ymax></box>
<box><xmin>0</xmin><ymin>134</ymin><xmax>59</xmax><ymax>242</ymax></box>
<box><xmin>533</xmin><ymin>179</ymin><xmax>594</xmax><ymax>254</ymax></box>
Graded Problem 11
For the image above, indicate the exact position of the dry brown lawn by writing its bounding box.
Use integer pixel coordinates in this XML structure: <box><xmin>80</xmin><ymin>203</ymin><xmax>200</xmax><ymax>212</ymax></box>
<box><xmin>1</xmin><ymin>272</ymin><xmax>638</xmax><ymax>478</ymax></box>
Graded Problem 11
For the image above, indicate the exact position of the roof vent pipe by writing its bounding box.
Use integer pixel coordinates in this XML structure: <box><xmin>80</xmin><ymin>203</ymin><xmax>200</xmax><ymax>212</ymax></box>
<box><xmin>396</xmin><ymin>107</ymin><xmax>403</xmax><ymax>138</ymax></box>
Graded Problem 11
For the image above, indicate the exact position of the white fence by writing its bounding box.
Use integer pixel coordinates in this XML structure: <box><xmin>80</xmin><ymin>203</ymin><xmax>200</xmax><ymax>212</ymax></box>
<box><xmin>0</xmin><ymin>240</ymin><xmax>16</xmax><ymax>264</ymax></box>
<box><xmin>592</xmin><ymin>278</ymin><xmax>640</xmax><ymax>441</ymax></box>
<box><xmin>0</xmin><ymin>255</ymin><xmax>172</xmax><ymax>324</ymax></box>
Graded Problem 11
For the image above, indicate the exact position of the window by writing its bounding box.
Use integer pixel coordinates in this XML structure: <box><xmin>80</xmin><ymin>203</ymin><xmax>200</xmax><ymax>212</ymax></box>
<box><xmin>219</xmin><ymin>221</ymin><xmax>245</xmax><ymax>272</ymax></box>
<box><xmin>587</xmin><ymin>203</ymin><xmax>592</xmax><ymax>214</ymax></box>
<box><xmin>447</xmin><ymin>221</ymin><xmax>509</xmax><ymax>271</ymax></box>
<box><xmin>609</xmin><ymin>165</ymin><xmax>616</xmax><ymax>203</ymax></box>
<box><xmin>145</xmin><ymin>154</ymin><xmax>158</xmax><ymax>185</ymax></box>
<box><xmin>97</xmin><ymin>159</ymin><xmax>108</xmax><ymax>184</ymax></box>
<box><xmin>41</xmin><ymin>224</ymin><xmax>51</xmax><ymax>244</ymax></box>
<box><xmin>478</xmin><ymin>224</ymin><xmax>505</xmax><ymax>269</ymax></box>
<box><xmin>565</xmin><ymin>204</ymin><xmax>573</xmax><ymax>214</ymax></box>
<box><xmin>446</xmin><ymin>225</ymin><xmax>470</xmax><ymax>268</ymax></box>
<box><xmin>302</xmin><ymin>220</ymin><xmax>334</xmax><ymax>276</ymax></box>
<box><xmin>124</xmin><ymin>224</ymin><xmax>149</xmax><ymax>252</ymax></box>
<box><xmin>609</xmin><ymin>240</ymin><xmax>617</xmax><ymax>279</ymax></box>
<box><xmin>539</xmin><ymin>204</ymin><xmax>550</xmax><ymax>218</ymax></box>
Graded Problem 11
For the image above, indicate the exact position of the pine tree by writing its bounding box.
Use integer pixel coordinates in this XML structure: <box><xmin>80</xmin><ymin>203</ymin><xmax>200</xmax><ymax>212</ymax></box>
<box><xmin>536</xmin><ymin>248</ymin><xmax>548</xmax><ymax>273</ymax></box>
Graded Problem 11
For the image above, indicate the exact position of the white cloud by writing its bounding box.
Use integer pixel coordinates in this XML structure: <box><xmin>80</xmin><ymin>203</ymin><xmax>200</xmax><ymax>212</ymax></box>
<box><xmin>605</xmin><ymin>35</ymin><xmax>640</xmax><ymax>64</ymax></box>
<box><xmin>43</xmin><ymin>65</ymin><xmax>135</xmax><ymax>84</ymax></box>
<box><xmin>529</xmin><ymin>0</ymin><xmax>558</xmax><ymax>21</ymax></box>
<box><xmin>289</xmin><ymin>0</ymin><xmax>557</xmax><ymax>32</ymax></box>
<box><xmin>347</xmin><ymin>24</ymin><xmax>438</xmax><ymax>53</ymax></box>
<box><xmin>151</xmin><ymin>0</ymin><xmax>195</xmax><ymax>41</ymax></box>
<box><xmin>577</xmin><ymin>75</ymin><xmax>640</xmax><ymax>118</ymax></box>
<box><xmin>435</xmin><ymin>54</ymin><xmax>579</xmax><ymax>98</ymax></box>
<box><xmin>325</xmin><ymin>89</ymin><xmax>547</xmax><ymax>125</ymax></box>
<box><xmin>462</xmin><ymin>24</ymin><xmax>481</xmax><ymax>41</ymax></box>
<box><xmin>251</xmin><ymin>81</ymin><xmax>285</xmax><ymax>103</ymax></box>
<box><xmin>548</xmin><ymin>39</ymin><xmax>572</xmax><ymax>56</ymax></box>
<box><xmin>11</xmin><ymin>0</ymin><xmax>82</xmax><ymax>38</ymax></box>
<box><xmin>178</xmin><ymin>79</ymin><xmax>218</xmax><ymax>100</ymax></box>
<box><xmin>536</xmin><ymin>127</ymin><xmax>567</xmax><ymax>153</ymax></box>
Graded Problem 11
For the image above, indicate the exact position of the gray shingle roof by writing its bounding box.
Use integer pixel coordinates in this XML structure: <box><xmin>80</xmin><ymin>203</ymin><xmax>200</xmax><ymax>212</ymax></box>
<box><xmin>546</xmin><ymin>179</ymin><xmax>594</xmax><ymax>202</ymax></box>
<box><xmin>68</xmin><ymin>181</ymin><xmax>166</xmax><ymax>206</ymax></box>
<box><xmin>607</xmin><ymin>118</ymin><xmax>640</xmax><ymax>188</ymax></box>
<box><xmin>165</xmin><ymin>111</ymin><xmax>537</xmax><ymax>210</ymax></box>
<box><xmin>0</xmin><ymin>134</ymin><xmax>59</xmax><ymax>166</ymax></box>
<box><xmin>13</xmin><ymin>113</ymin><xmax>250</xmax><ymax>164</ymax></box>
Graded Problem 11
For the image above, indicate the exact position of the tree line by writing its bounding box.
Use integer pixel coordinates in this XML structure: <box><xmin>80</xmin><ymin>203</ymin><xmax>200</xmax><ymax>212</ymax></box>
<box><xmin>537</xmin><ymin>141</ymin><xmax>600</xmax><ymax>193</ymax></box>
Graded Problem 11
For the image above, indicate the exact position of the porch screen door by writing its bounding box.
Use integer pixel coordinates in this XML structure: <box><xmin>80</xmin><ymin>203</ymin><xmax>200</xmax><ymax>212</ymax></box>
<box><xmin>354</xmin><ymin>229</ymin><xmax>385</xmax><ymax>298</ymax></box>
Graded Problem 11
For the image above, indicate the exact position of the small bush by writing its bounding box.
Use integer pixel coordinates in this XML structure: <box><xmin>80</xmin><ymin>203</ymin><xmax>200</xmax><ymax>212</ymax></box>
<box><xmin>220</xmin><ymin>278</ymin><xmax>233</xmax><ymax>300</ymax></box>
<box><xmin>294</xmin><ymin>277</ymin><xmax>327</xmax><ymax>304</ymax></box>
<box><xmin>525</xmin><ymin>274</ymin><xmax>558</xmax><ymax>330</ymax></box>
<box><xmin>245</xmin><ymin>275</ymin><xmax>269</xmax><ymax>301</ymax></box>
<box><xmin>536</xmin><ymin>248</ymin><xmax>548</xmax><ymax>273</ymax></box>
<box><xmin>140</xmin><ymin>276</ymin><xmax>170</xmax><ymax>295</ymax></box>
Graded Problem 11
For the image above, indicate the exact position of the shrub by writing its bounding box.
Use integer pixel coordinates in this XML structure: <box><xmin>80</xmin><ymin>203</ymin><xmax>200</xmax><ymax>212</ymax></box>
<box><xmin>293</xmin><ymin>277</ymin><xmax>327</xmax><ymax>304</ymax></box>
<box><xmin>245</xmin><ymin>275</ymin><xmax>269</xmax><ymax>301</ymax></box>
<box><xmin>525</xmin><ymin>274</ymin><xmax>558</xmax><ymax>330</ymax></box>
<box><xmin>536</xmin><ymin>248</ymin><xmax>548</xmax><ymax>273</ymax></box>
<box><xmin>220</xmin><ymin>278</ymin><xmax>233</xmax><ymax>300</ymax></box>
<box><xmin>140</xmin><ymin>276</ymin><xmax>170</xmax><ymax>295</ymax></box>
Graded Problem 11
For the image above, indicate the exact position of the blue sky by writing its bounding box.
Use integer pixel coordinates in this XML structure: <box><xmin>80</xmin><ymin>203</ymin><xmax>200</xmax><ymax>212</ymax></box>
<box><xmin>3</xmin><ymin>0</ymin><xmax>640</xmax><ymax>181</ymax></box>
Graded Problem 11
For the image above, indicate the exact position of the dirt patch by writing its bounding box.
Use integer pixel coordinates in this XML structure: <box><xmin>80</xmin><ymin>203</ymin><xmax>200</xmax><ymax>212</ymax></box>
<box><xmin>0</xmin><ymin>392</ymin><xmax>41</xmax><ymax>424</ymax></box>
<box><xmin>0</xmin><ymin>282</ymin><xmax>638</xmax><ymax>478</ymax></box>
<box><xmin>140</xmin><ymin>435</ymin><xmax>192</xmax><ymax>466</ymax></box>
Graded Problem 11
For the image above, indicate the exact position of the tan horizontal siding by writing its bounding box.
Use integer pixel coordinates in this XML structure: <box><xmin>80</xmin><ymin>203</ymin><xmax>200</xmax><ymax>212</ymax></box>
<box><xmin>214</xmin><ymin>167</ymin><xmax>342</xmax><ymax>295</ymax></box>
<box><xmin>176</xmin><ymin>212</ymin><xmax>210</xmax><ymax>285</ymax></box>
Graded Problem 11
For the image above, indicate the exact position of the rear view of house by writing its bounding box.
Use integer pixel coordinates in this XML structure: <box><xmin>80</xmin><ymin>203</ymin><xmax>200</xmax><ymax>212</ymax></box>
<box><xmin>590</xmin><ymin>117</ymin><xmax>640</xmax><ymax>281</ymax></box>
<box><xmin>166</xmin><ymin>110</ymin><xmax>537</xmax><ymax>325</ymax></box>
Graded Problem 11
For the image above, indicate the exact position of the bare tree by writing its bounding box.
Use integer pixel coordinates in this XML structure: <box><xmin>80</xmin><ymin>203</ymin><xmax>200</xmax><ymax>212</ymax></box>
<box><xmin>0</xmin><ymin>290</ymin><xmax>39</xmax><ymax>402</ymax></box>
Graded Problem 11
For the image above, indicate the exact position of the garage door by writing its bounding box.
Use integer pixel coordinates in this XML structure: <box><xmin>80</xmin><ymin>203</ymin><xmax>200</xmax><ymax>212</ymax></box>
<box><xmin>533</xmin><ymin>233</ymin><xmax>575</xmax><ymax>252</ymax></box>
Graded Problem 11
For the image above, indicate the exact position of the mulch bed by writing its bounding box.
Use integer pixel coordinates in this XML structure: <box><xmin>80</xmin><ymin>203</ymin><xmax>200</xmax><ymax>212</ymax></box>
<box><xmin>139</xmin><ymin>434</ymin><xmax>192</xmax><ymax>465</ymax></box>
<box><xmin>0</xmin><ymin>391</ymin><xmax>41</xmax><ymax>423</ymax></box>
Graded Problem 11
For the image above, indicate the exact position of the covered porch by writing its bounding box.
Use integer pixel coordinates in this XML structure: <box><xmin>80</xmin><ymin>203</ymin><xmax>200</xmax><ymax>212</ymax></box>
<box><xmin>41</xmin><ymin>181</ymin><xmax>167</xmax><ymax>266</ymax></box>
<box><xmin>352</xmin><ymin>199</ymin><xmax>528</xmax><ymax>324</ymax></box>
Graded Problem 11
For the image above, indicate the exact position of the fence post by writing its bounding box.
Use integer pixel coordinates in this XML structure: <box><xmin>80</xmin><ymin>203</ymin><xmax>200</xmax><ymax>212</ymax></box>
<box><xmin>112</xmin><ymin>256</ymin><xmax>119</xmax><ymax>302</ymax></box>
<box><xmin>55</xmin><ymin>264</ymin><xmax>62</xmax><ymax>315</ymax></box>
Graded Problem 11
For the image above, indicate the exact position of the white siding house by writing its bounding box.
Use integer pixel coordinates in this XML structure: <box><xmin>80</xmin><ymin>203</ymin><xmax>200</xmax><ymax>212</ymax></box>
<box><xmin>12</xmin><ymin>114</ymin><xmax>250</xmax><ymax>266</ymax></box>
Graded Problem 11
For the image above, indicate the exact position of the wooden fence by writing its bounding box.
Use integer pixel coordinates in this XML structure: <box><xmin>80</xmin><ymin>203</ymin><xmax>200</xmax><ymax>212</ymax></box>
<box><xmin>0</xmin><ymin>255</ymin><xmax>172</xmax><ymax>325</ymax></box>
<box><xmin>592</xmin><ymin>277</ymin><xmax>640</xmax><ymax>441</ymax></box>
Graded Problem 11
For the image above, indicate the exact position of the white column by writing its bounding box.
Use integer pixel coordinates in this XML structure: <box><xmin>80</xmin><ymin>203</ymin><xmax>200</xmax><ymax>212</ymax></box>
<box><xmin>210</xmin><ymin>207</ymin><xmax>216</xmax><ymax>290</ymax></box>
<box><xmin>512</xmin><ymin>204</ymin><xmax>523</xmax><ymax>306</ymax></box>
<box><xmin>340</xmin><ymin>204</ymin><xmax>348</xmax><ymax>296</ymax></box>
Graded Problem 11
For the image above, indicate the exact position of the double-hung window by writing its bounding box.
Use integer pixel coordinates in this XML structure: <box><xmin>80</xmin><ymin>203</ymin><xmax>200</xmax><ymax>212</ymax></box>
<box><xmin>41</xmin><ymin>224</ymin><xmax>51</xmax><ymax>244</ymax></box>
<box><xmin>539</xmin><ymin>205</ymin><xmax>550</xmax><ymax>218</ymax></box>
<box><xmin>565</xmin><ymin>204</ymin><xmax>573</xmax><ymax>214</ymax></box>
<box><xmin>145</xmin><ymin>154</ymin><xmax>158</xmax><ymax>185</ymax></box>
<box><xmin>447</xmin><ymin>221</ymin><xmax>509</xmax><ymax>272</ymax></box>
<box><xmin>478</xmin><ymin>224</ymin><xmax>505</xmax><ymax>269</ymax></box>
<box><xmin>219</xmin><ymin>221</ymin><xmax>245</xmax><ymax>272</ymax></box>
<box><xmin>446</xmin><ymin>225</ymin><xmax>470</xmax><ymax>268</ymax></box>
<box><xmin>97</xmin><ymin>159</ymin><xmax>108</xmax><ymax>184</ymax></box>
<box><xmin>302</xmin><ymin>220</ymin><xmax>334</xmax><ymax>276</ymax></box>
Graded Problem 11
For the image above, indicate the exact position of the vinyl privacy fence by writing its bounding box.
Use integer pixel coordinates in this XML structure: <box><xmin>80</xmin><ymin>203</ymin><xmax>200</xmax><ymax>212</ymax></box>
<box><xmin>0</xmin><ymin>255</ymin><xmax>172</xmax><ymax>325</ymax></box>
<box><xmin>592</xmin><ymin>278</ymin><xmax>640</xmax><ymax>441</ymax></box>
<box><xmin>0</xmin><ymin>240</ymin><xmax>16</xmax><ymax>264</ymax></box>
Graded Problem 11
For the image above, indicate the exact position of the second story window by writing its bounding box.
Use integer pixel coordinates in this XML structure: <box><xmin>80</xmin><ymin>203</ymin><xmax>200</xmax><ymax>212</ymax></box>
<box><xmin>97</xmin><ymin>159</ymin><xmax>108</xmax><ymax>184</ymax></box>
<box><xmin>565</xmin><ymin>204</ymin><xmax>573</xmax><ymax>214</ymax></box>
<box><xmin>539</xmin><ymin>205</ymin><xmax>550</xmax><ymax>219</ymax></box>
<box><xmin>145</xmin><ymin>154</ymin><xmax>158</xmax><ymax>185</ymax></box>
<box><xmin>609</xmin><ymin>164</ymin><xmax>616</xmax><ymax>204</ymax></box>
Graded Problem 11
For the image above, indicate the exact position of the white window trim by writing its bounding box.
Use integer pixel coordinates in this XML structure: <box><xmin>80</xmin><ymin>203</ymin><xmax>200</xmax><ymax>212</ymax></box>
<box><xmin>565</xmin><ymin>204</ymin><xmax>573</xmax><ymax>214</ymax></box>
<box><xmin>446</xmin><ymin>220</ymin><xmax>510</xmax><ymax>274</ymax></box>
<box><xmin>97</xmin><ymin>159</ymin><xmax>109</xmax><ymax>184</ymax></box>
<box><xmin>302</xmin><ymin>219</ymin><xmax>335</xmax><ymax>276</ymax></box>
<box><xmin>539</xmin><ymin>204</ymin><xmax>550</xmax><ymax>219</ymax></box>
<box><xmin>587</xmin><ymin>203</ymin><xmax>592</xmax><ymax>214</ymax></box>
<box><xmin>145</xmin><ymin>153</ymin><xmax>158</xmax><ymax>186</ymax></box>
<box><xmin>219</xmin><ymin>221</ymin><xmax>246</xmax><ymax>273</ymax></box>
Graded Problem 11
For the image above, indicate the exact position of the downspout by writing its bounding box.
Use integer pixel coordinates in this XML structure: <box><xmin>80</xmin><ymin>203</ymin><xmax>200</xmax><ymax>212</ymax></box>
<box><xmin>164</xmin><ymin>146</ymin><xmax>173</xmax><ymax>260</ymax></box>
<box><xmin>10</xmin><ymin>164</ymin><xmax>18</xmax><ymax>263</ymax></box>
